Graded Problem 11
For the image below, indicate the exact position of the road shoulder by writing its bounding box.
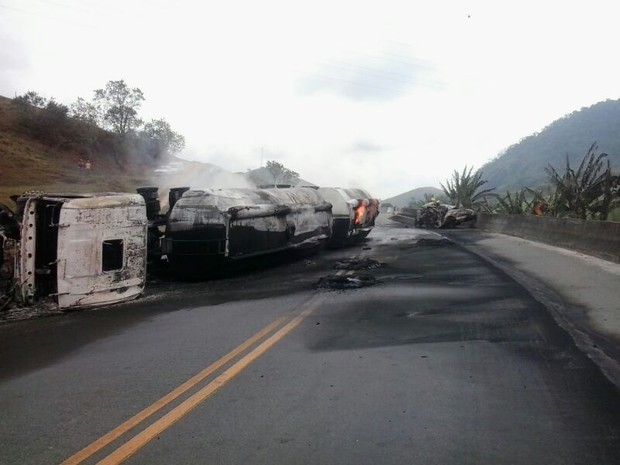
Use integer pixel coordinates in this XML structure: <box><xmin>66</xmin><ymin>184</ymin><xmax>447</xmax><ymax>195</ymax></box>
<box><xmin>441</xmin><ymin>229</ymin><xmax>620</xmax><ymax>389</ymax></box>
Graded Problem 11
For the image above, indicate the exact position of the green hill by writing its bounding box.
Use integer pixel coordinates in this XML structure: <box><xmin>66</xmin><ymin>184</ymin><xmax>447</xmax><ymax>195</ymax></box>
<box><xmin>481</xmin><ymin>99</ymin><xmax>620</xmax><ymax>193</ymax></box>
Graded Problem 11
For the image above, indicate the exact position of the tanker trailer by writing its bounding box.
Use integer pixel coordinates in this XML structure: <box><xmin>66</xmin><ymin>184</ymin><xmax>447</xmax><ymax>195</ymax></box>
<box><xmin>316</xmin><ymin>187</ymin><xmax>379</xmax><ymax>247</ymax></box>
<box><xmin>163</xmin><ymin>187</ymin><xmax>332</xmax><ymax>274</ymax></box>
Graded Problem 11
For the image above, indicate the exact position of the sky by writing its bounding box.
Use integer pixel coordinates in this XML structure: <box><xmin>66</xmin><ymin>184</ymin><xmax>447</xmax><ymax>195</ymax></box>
<box><xmin>2</xmin><ymin>0</ymin><xmax>620</xmax><ymax>199</ymax></box>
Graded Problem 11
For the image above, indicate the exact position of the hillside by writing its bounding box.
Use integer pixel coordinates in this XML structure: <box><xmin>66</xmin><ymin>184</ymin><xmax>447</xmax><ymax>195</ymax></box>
<box><xmin>382</xmin><ymin>186</ymin><xmax>444</xmax><ymax>208</ymax></box>
<box><xmin>0</xmin><ymin>95</ymin><xmax>162</xmax><ymax>206</ymax></box>
<box><xmin>481</xmin><ymin>99</ymin><xmax>620</xmax><ymax>193</ymax></box>
<box><xmin>0</xmin><ymin>95</ymin><xmax>302</xmax><ymax>210</ymax></box>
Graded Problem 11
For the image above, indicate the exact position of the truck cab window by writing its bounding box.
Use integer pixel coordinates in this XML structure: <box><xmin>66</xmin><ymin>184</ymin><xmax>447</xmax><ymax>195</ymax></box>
<box><xmin>102</xmin><ymin>239</ymin><xmax>124</xmax><ymax>272</ymax></box>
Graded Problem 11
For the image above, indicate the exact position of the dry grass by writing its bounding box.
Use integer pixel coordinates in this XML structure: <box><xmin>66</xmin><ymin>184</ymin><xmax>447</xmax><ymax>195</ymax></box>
<box><xmin>0</xmin><ymin>95</ymin><xmax>156</xmax><ymax>207</ymax></box>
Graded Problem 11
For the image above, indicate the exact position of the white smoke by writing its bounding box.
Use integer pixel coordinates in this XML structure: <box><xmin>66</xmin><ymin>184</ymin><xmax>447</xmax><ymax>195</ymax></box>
<box><xmin>152</xmin><ymin>159</ymin><xmax>256</xmax><ymax>210</ymax></box>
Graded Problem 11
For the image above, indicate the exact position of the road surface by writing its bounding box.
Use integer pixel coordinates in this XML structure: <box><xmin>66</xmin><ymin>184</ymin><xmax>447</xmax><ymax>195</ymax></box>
<box><xmin>1</xmin><ymin>219</ymin><xmax>619</xmax><ymax>464</ymax></box>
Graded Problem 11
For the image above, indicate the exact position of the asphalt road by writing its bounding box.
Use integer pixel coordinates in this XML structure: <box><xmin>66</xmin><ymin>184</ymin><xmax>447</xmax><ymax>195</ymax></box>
<box><xmin>1</xmin><ymin>220</ymin><xmax>619</xmax><ymax>465</ymax></box>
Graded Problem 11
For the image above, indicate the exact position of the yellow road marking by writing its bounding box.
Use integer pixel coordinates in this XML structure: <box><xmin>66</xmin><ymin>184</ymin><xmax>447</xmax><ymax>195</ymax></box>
<box><xmin>60</xmin><ymin>314</ymin><xmax>289</xmax><ymax>465</ymax></box>
<box><xmin>96</xmin><ymin>302</ymin><xmax>318</xmax><ymax>465</ymax></box>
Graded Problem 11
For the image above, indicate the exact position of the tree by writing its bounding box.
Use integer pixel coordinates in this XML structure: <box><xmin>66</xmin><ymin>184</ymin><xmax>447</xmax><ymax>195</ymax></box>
<box><xmin>441</xmin><ymin>166</ymin><xmax>494</xmax><ymax>208</ymax></box>
<box><xmin>12</xmin><ymin>91</ymin><xmax>48</xmax><ymax>129</ymax></box>
<box><xmin>67</xmin><ymin>97</ymin><xmax>105</xmax><ymax>152</ymax></box>
<box><xmin>43</xmin><ymin>99</ymin><xmax>69</xmax><ymax>122</ymax></box>
<box><xmin>139</xmin><ymin>119</ymin><xmax>186</xmax><ymax>160</ymax></box>
<box><xmin>39</xmin><ymin>100</ymin><xmax>71</xmax><ymax>147</ymax></box>
<box><xmin>265</xmin><ymin>160</ymin><xmax>299</xmax><ymax>186</ymax></box>
<box><xmin>12</xmin><ymin>92</ymin><xmax>71</xmax><ymax>146</ymax></box>
<box><xmin>142</xmin><ymin>119</ymin><xmax>185</xmax><ymax>154</ymax></box>
<box><xmin>13</xmin><ymin>90</ymin><xmax>47</xmax><ymax>109</ymax></box>
<box><xmin>70</xmin><ymin>97</ymin><xmax>100</xmax><ymax>126</ymax></box>
<box><xmin>93</xmin><ymin>80</ymin><xmax>144</xmax><ymax>136</ymax></box>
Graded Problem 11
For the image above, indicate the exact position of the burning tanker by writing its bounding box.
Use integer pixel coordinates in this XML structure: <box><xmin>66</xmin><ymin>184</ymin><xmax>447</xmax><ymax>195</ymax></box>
<box><xmin>0</xmin><ymin>185</ymin><xmax>379</xmax><ymax>310</ymax></box>
<box><xmin>162</xmin><ymin>187</ymin><xmax>333</xmax><ymax>273</ymax></box>
<box><xmin>316</xmin><ymin>188</ymin><xmax>379</xmax><ymax>247</ymax></box>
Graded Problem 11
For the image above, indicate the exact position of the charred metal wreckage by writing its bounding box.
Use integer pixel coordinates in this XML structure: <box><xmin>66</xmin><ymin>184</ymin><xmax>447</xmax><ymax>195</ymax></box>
<box><xmin>0</xmin><ymin>186</ymin><xmax>379</xmax><ymax>311</ymax></box>
<box><xmin>1</xmin><ymin>193</ymin><xmax>148</xmax><ymax>311</ymax></box>
<box><xmin>163</xmin><ymin>187</ymin><xmax>333</xmax><ymax>274</ymax></box>
<box><xmin>415</xmin><ymin>202</ymin><xmax>476</xmax><ymax>229</ymax></box>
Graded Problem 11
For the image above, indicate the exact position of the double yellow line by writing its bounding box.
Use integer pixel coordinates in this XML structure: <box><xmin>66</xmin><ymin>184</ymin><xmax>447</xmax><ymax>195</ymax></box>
<box><xmin>61</xmin><ymin>299</ymin><xmax>320</xmax><ymax>465</ymax></box>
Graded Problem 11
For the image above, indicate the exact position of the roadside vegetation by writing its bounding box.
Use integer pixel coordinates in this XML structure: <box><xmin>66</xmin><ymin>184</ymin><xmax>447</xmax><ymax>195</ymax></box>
<box><xmin>12</xmin><ymin>81</ymin><xmax>185</xmax><ymax>165</ymax></box>
<box><xmin>480</xmin><ymin>99</ymin><xmax>620</xmax><ymax>193</ymax></box>
<box><xmin>0</xmin><ymin>80</ymin><xmax>185</xmax><ymax>205</ymax></box>
<box><xmin>441</xmin><ymin>143</ymin><xmax>620</xmax><ymax>222</ymax></box>
<box><xmin>265</xmin><ymin>160</ymin><xmax>299</xmax><ymax>187</ymax></box>
<box><xmin>544</xmin><ymin>143</ymin><xmax>618</xmax><ymax>220</ymax></box>
<box><xmin>440</xmin><ymin>166</ymin><xmax>494</xmax><ymax>209</ymax></box>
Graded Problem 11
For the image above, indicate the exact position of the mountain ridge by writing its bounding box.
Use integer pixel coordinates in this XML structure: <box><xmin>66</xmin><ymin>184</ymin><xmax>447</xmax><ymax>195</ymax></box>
<box><xmin>382</xmin><ymin>99</ymin><xmax>620</xmax><ymax>204</ymax></box>
<box><xmin>480</xmin><ymin>99</ymin><xmax>620</xmax><ymax>193</ymax></box>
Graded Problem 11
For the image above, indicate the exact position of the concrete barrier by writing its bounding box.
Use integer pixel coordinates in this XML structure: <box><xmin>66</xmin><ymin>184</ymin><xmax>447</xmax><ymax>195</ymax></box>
<box><xmin>476</xmin><ymin>213</ymin><xmax>620</xmax><ymax>263</ymax></box>
<box><xmin>399</xmin><ymin>207</ymin><xmax>419</xmax><ymax>218</ymax></box>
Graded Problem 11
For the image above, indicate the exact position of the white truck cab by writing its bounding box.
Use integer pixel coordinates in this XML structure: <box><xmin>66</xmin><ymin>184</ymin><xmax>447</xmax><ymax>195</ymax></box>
<box><xmin>15</xmin><ymin>193</ymin><xmax>147</xmax><ymax>309</ymax></box>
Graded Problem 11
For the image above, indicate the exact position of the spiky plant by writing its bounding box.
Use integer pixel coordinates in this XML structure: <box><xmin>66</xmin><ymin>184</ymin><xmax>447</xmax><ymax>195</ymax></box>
<box><xmin>441</xmin><ymin>166</ymin><xmax>494</xmax><ymax>209</ymax></box>
<box><xmin>489</xmin><ymin>188</ymin><xmax>547</xmax><ymax>214</ymax></box>
<box><xmin>545</xmin><ymin>143</ymin><xmax>620</xmax><ymax>220</ymax></box>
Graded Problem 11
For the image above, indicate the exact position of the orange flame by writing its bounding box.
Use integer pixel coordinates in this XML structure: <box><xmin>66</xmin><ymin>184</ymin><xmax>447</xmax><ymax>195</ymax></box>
<box><xmin>354</xmin><ymin>201</ymin><xmax>368</xmax><ymax>225</ymax></box>
<box><xmin>533</xmin><ymin>201</ymin><xmax>545</xmax><ymax>216</ymax></box>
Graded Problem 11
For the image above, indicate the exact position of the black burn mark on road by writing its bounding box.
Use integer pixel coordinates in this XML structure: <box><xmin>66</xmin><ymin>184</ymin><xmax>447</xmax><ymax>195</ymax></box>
<box><xmin>306</xmin><ymin>291</ymin><xmax>548</xmax><ymax>352</ymax></box>
<box><xmin>333</xmin><ymin>258</ymin><xmax>386</xmax><ymax>271</ymax></box>
<box><xmin>307</xmin><ymin>238</ymin><xmax>581</xmax><ymax>354</ymax></box>
<box><xmin>441</xmin><ymin>229</ymin><xmax>620</xmax><ymax>383</ymax></box>
<box><xmin>306</xmin><ymin>232</ymin><xmax>620</xmax><ymax>434</ymax></box>
<box><xmin>305</xmin><ymin>236</ymin><xmax>620</xmax><ymax>452</ymax></box>
<box><xmin>315</xmin><ymin>273</ymin><xmax>379</xmax><ymax>290</ymax></box>
<box><xmin>414</xmin><ymin>237</ymin><xmax>454</xmax><ymax>247</ymax></box>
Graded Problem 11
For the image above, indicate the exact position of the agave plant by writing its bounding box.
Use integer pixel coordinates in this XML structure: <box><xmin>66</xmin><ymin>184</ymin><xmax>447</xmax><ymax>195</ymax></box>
<box><xmin>488</xmin><ymin>188</ymin><xmax>547</xmax><ymax>214</ymax></box>
<box><xmin>441</xmin><ymin>166</ymin><xmax>494</xmax><ymax>209</ymax></box>
<box><xmin>545</xmin><ymin>143</ymin><xmax>620</xmax><ymax>220</ymax></box>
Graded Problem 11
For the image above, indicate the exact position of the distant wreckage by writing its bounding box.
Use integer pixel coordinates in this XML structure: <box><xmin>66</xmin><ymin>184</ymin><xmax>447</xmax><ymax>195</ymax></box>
<box><xmin>0</xmin><ymin>186</ymin><xmax>379</xmax><ymax>311</ymax></box>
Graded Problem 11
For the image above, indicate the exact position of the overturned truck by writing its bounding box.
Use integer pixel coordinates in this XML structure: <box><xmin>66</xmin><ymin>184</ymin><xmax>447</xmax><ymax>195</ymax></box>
<box><xmin>2</xmin><ymin>193</ymin><xmax>147</xmax><ymax>310</ymax></box>
<box><xmin>0</xmin><ymin>185</ymin><xmax>379</xmax><ymax>311</ymax></box>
